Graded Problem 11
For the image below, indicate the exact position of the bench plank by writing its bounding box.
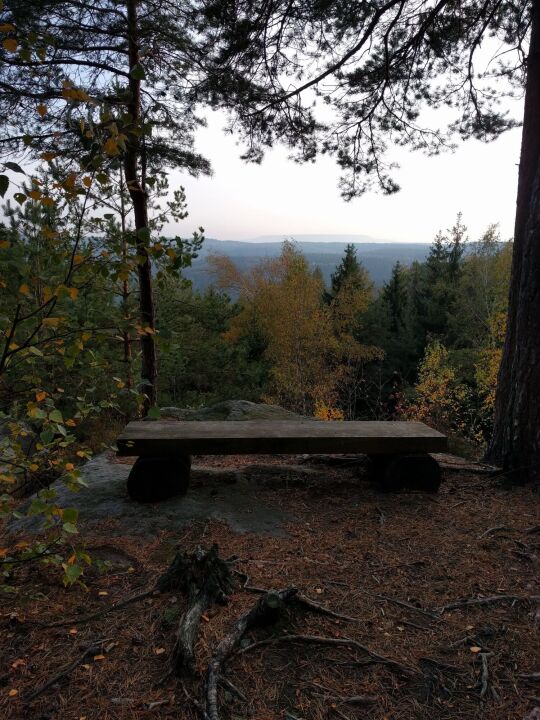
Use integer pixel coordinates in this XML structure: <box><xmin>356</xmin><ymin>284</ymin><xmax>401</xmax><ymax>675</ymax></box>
<box><xmin>116</xmin><ymin>420</ymin><xmax>447</xmax><ymax>457</ymax></box>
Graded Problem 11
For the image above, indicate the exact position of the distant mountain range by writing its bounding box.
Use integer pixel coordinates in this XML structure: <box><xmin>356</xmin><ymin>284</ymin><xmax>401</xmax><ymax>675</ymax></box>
<box><xmin>183</xmin><ymin>236</ymin><xmax>432</xmax><ymax>291</ymax></box>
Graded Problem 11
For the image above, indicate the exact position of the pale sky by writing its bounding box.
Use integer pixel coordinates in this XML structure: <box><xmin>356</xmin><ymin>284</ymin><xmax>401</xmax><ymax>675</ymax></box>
<box><xmin>168</xmin><ymin>108</ymin><xmax>523</xmax><ymax>244</ymax></box>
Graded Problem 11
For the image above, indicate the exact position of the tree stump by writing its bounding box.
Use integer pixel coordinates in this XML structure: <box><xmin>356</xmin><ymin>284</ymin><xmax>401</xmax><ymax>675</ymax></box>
<box><xmin>369</xmin><ymin>453</ymin><xmax>441</xmax><ymax>493</ymax></box>
<box><xmin>127</xmin><ymin>454</ymin><xmax>191</xmax><ymax>502</ymax></box>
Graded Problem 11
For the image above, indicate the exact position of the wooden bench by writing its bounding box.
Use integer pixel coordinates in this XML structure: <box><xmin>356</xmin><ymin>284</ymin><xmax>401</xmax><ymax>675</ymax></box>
<box><xmin>116</xmin><ymin>420</ymin><xmax>448</xmax><ymax>502</ymax></box>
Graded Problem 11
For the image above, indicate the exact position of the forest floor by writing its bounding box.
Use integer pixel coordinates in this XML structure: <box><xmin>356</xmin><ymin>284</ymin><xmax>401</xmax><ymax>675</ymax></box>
<box><xmin>1</xmin><ymin>454</ymin><xmax>539</xmax><ymax>720</ymax></box>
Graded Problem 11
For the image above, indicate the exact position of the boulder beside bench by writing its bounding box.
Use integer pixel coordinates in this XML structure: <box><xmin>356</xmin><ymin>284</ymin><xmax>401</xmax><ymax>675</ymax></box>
<box><xmin>116</xmin><ymin>420</ymin><xmax>448</xmax><ymax>502</ymax></box>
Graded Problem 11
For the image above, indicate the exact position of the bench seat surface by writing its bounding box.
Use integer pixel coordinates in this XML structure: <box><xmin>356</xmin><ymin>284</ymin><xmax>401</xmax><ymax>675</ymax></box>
<box><xmin>117</xmin><ymin>420</ymin><xmax>447</xmax><ymax>457</ymax></box>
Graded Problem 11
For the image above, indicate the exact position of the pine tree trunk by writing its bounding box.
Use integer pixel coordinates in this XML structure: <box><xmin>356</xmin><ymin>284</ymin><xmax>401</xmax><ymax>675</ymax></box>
<box><xmin>487</xmin><ymin>0</ymin><xmax>540</xmax><ymax>486</ymax></box>
<box><xmin>120</xmin><ymin>172</ymin><xmax>133</xmax><ymax>390</ymax></box>
<box><xmin>124</xmin><ymin>0</ymin><xmax>157</xmax><ymax>413</ymax></box>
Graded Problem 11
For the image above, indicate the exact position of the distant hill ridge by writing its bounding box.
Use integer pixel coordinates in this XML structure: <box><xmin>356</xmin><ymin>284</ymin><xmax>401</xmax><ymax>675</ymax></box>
<box><xmin>184</xmin><ymin>236</ymin><xmax>433</xmax><ymax>291</ymax></box>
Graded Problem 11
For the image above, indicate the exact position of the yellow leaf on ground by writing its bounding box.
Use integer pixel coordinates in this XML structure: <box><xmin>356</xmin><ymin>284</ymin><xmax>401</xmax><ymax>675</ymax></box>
<box><xmin>36</xmin><ymin>391</ymin><xmax>47</xmax><ymax>402</ymax></box>
<box><xmin>29</xmin><ymin>463</ymin><xmax>39</xmax><ymax>472</ymax></box>
<box><xmin>64</xmin><ymin>463</ymin><xmax>74</xmax><ymax>471</ymax></box>
<box><xmin>66</xmin><ymin>419</ymin><xmax>77</xmax><ymax>427</ymax></box>
<box><xmin>93</xmin><ymin>655</ymin><xmax>105</xmax><ymax>661</ymax></box>
<box><xmin>18</xmin><ymin>283</ymin><xmax>30</xmax><ymax>295</ymax></box>
<box><xmin>40</xmin><ymin>152</ymin><xmax>56</xmax><ymax>162</ymax></box>
<box><xmin>82</xmin><ymin>176</ymin><xmax>92</xmax><ymax>188</ymax></box>
<box><xmin>36</xmin><ymin>104</ymin><xmax>47</xmax><ymax>117</ymax></box>
<box><xmin>98</xmin><ymin>591</ymin><xmax>108</xmax><ymax>596</ymax></box>
<box><xmin>8</xmin><ymin>688</ymin><xmax>18</xmax><ymax>697</ymax></box>
<box><xmin>69</xmin><ymin>628</ymin><xmax>78</xmax><ymax>635</ymax></box>
<box><xmin>154</xmin><ymin>647</ymin><xmax>166</xmax><ymax>655</ymax></box>
<box><xmin>470</xmin><ymin>646</ymin><xmax>482</xmax><ymax>653</ymax></box>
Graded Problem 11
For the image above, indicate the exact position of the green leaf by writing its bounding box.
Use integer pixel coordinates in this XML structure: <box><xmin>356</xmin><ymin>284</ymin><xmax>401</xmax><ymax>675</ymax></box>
<box><xmin>0</xmin><ymin>174</ymin><xmax>8</xmax><ymax>198</ymax></box>
<box><xmin>130</xmin><ymin>63</ymin><xmax>146</xmax><ymax>80</ymax></box>
<box><xmin>40</xmin><ymin>428</ymin><xmax>54</xmax><ymax>445</ymax></box>
<box><xmin>62</xmin><ymin>507</ymin><xmax>78</xmax><ymax>524</ymax></box>
<box><xmin>4</xmin><ymin>162</ymin><xmax>24</xmax><ymax>174</ymax></box>
<box><xmin>62</xmin><ymin>563</ymin><xmax>83</xmax><ymax>585</ymax></box>
<box><xmin>62</xmin><ymin>521</ymin><xmax>78</xmax><ymax>534</ymax></box>
<box><xmin>147</xmin><ymin>406</ymin><xmax>161</xmax><ymax>419</ymax></box>
<box><xmin>49</xmin><ymin>409</ymin><xmax>63</xmax><ymax>423</ymax></box>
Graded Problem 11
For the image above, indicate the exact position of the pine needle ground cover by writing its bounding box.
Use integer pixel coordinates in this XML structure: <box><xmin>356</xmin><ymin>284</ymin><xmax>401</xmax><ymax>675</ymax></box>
<box><xmin>1</xmin><ymin>456</ymin><xmax>538</xmax><ymax>720</ymax></box>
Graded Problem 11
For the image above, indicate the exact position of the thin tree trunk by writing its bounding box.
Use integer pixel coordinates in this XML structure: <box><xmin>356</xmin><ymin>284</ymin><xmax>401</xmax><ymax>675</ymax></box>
<box><xmin>119</xmin><ymin>171</ymin><xmax>133</xmax><ymax>390</ymax></box>
<box><xmin>487</xmin><ymin>0</ymin><xmax>540</xmax><ymax>486</ymax></box>
<box><xmin>124</xmin><ymin>0</ymin><xmax>157</xmax><ymax>414</ymax></box>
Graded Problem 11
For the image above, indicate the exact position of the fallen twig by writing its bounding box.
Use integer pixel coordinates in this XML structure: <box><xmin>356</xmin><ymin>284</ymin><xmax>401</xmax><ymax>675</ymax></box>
<box><xmin>38</xmin><ymin>588</ymin><xmax>155</xmax><ymax>628</ymax></box>
<box><xmin>479</xmin><ymin>652</ymin><xmax>490</xmax><ymax>698</ymax></box>
<box><xmin>519</xmin><ymin>672</ymin><xmax>540</xmax><ymax>682</ymax></box>
<box><xmin>436</xmin><ymin>594</ymin><xmax>540</xmax><ymax>613</ymax></box>
<box><xmin>233</xmin><ymin>568</ymin><xmax>267</xmax><ymax>594</ymax></box>
<box><xmin>219</xmin><ymin>676</ymin><xmax>247</xmax><ymax>702</ymax></box>
<box><xmin>375</xmin><ymin>594</ymin><xmax>440</xmax><ymax>620</ymax></box>
<box><xmin>25</xmin><ymin>637</ymin><xmax>111</xmax><ymax>703</ymax></box>
<box><xmin>478</xmin><ymin>525</ymin><xmax>511</xmax><ymax>539</ymax></box>
<box><xmin>312</xmin><ymin>691</ymin><xmax>377</xmax><ymax>705</ymax></box>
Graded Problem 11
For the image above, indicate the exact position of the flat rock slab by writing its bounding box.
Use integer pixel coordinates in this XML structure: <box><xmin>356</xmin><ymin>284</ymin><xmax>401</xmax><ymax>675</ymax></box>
<box><xmin>9</xmin><ymin>453</ymin><xmax>295</xmax><ymax>538</ymax></box>
<box><xmin>118</xmin><ymin>420</ymin><xmax>447</xmax><ymax>456</ymax></box>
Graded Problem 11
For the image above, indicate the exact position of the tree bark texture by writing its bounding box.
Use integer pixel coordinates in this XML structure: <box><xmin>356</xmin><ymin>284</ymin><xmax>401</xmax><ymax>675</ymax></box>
<box><xmin>124</xmin><ymin>0</ymin><xmax>157</xmax><ymax>413</ymax></box>
<box><xmin>488</xmin><ymin>0</ymin><xmax>540</xmax><ymax>486</ymax></box>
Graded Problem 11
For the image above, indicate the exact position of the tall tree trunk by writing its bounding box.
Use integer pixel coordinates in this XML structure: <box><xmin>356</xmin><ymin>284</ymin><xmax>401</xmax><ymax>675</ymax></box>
<box><xmin>487</xmin><ymin>0</ymin><xmax>540</xmax><ymax>486</ymax></box>
<box><xmin>124</xmin><ymin>0</ymin><xmax>157</xmax><ymax>414</ymax></box>
<box><xmin>119</xmin><ymin>171</ymin><xmax>133</xmax><ymax>390</ymax></box>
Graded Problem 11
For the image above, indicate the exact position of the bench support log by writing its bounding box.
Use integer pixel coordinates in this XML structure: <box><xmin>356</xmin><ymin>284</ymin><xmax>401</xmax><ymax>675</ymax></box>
<box><xmin>127</xmin><ymin>454</ymin><xmax>191</xmax><ymax>502</ymax></box>
<box><xmin>369</xmin><ymin>453</ymin><xmax>441</xmax><ymax>493</ymax></box>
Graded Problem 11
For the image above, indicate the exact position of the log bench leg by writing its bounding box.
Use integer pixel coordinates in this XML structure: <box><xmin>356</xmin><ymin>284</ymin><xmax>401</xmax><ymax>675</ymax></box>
<box><xmin>127</xmin><ymin>454</ymin><xmax>192</xmax><ymax>502</ymax></box>
<box><xmin>368</xmin><ymin>453</ymin><xmax>441</xmax><ymax>493</ymax></box>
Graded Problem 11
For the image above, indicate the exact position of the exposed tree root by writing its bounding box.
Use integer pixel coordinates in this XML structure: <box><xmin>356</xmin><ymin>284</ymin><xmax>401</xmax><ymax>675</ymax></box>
<box><xmin>205</xmin><ymin>588</ymin><xmax>298</xmax><ymax>720</ymax></box>
<box><xmin>234</xmin><ymin>568</ymin><xmax>362</xmax><ymax>621</ymax></box>
<box><xmin>238</xmin><ymin>633</ymin><xmax>419</xmax><ymax>677</ymax></box>
<box><xmin>169</xmin><ymin>545</ymin><xmax>235</xmax><ymax>676</ymax></box>
<box><xmin>295</xmin><ymin>593</ymin><xmax>363</xmax><ymax>622</ymax></box>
